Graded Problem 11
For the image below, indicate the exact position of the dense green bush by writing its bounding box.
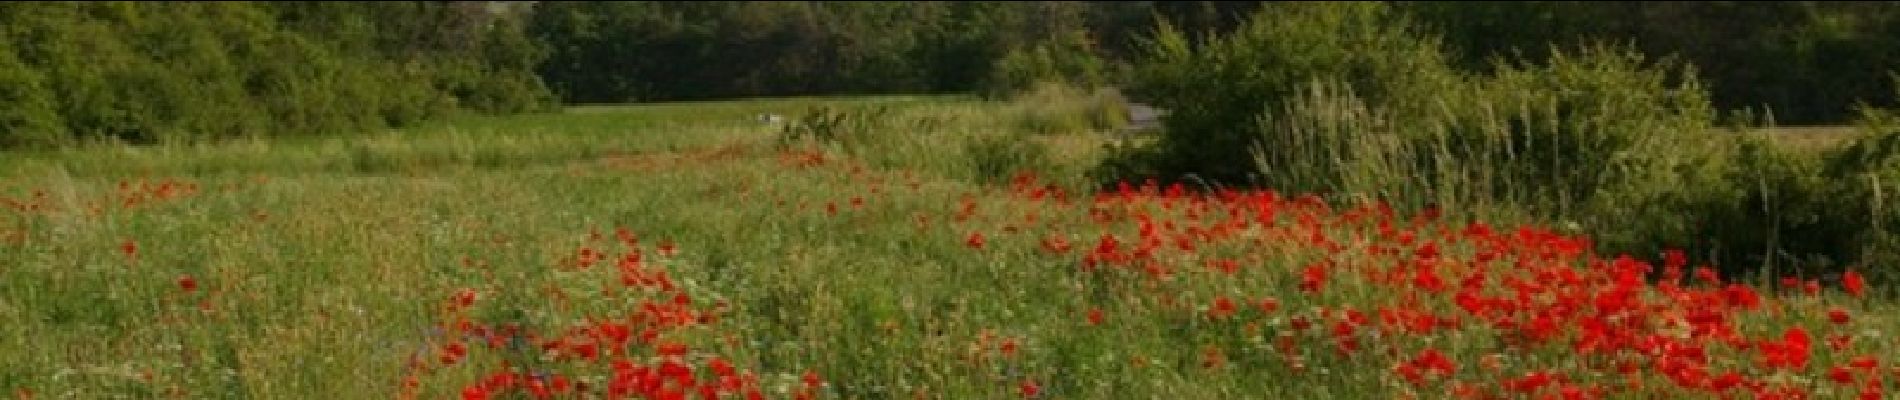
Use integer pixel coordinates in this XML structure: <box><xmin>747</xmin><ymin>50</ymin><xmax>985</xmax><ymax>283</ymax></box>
<box><xmin>1117</xmin><ymin>2</ymin><xmax>1900</xmax><ymax>284</ymax></box>
<box><xmin>1434</xmin><ymin>46</ymin><xmax>1717</xmax><ymax>216</ymax></box>
<box><xmin>1590</xmin><ymin>87</ymin><xmax>1900</xmax><ymax>284</ymax></box>
<box><xmin>981</xmin><ymin>30</ymin><xmax>1114</xmax><ymax>99</ymax></box>
<box><xmin>1126</xmin><ymin>1</ymin><xmax>1459</xmax><ymax>186</ymax></box>
<box><xmin>0</xmin><ymin>1</ymin><xmax>552</xmax><ymax>149</ymax></box>
<box><xmin>0</xmin><ymin>33</ymin><xmax>63</xmax><ymax>148</ymax></box>
<box><xmin>1401</xmin><ymin>1</ymin><xmax>1900</xmax><ymax>125</ymax></box>
<box><xmin>1813</xmin><ymin>109</ymin><xmax>1900</xmax><ymax>283</ymax></box>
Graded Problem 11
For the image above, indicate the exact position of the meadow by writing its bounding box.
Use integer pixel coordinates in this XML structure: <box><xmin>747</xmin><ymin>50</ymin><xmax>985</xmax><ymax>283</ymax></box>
<box><xmin>0</xmin><ymin>91</ymin><xmax>1895</xmax><ymax>400</ymax></box>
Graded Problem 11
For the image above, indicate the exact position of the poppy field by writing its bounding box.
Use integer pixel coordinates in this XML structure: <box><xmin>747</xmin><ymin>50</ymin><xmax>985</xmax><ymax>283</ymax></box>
<box><xmin>2</xmin><ymin>97</ymin><xmax>1897</xmax><ymax>400</ymax></box>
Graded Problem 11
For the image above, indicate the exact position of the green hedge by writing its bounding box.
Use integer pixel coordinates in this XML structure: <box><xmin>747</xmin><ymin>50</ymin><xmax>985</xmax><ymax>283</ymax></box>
<box><xmin>0</xmin><ymin>1</ymin><xmax>554</xmax><ymax>149</ymax></box>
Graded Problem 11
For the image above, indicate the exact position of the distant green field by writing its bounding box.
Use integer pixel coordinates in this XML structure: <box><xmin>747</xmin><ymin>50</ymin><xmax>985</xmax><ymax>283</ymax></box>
<box><xmin>1762</xmin><ymin>125</ymin><xmax>1862</xmax><ymax>152</ymax></box>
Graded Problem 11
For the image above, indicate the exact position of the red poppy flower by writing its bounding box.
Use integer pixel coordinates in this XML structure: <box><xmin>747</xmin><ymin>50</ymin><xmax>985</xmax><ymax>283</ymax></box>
<box><xmin>1822</xmin><ymin>365</ymin><xmax>1857</xmax><ymax>386</ymax></box>
<box><xmin>1258</xmin><ymin>298</ymin><xmax>1280</xmax><ymax>314</ymax></box>
<box><xmin>1208</xmin><ymin>296</ymin><xmax>1237</xmax><ymax>320</ymax></box>
<box><xmin>1019</xmin><ymin>379</ymin><xmax>1040</xmax><ymax>398</ymax></box>
<box><xmin>461</xmin><ymin>385</ymin><xmax>489</xmax><ymax>400</ymax></box>
<box><xmin>1843</xmin><ymin>270</ymin><xmax>1866</xmax><ymax>297</ymax></box>
<box><xmin>1829</xmin><ymin>308</ymin><xmax>1852</xmax><ymax>325</ymax></box>
<box><xmin>802</xmin><ymin>371</ymin><xmax>821</xmax><ymax>389</ymax></box>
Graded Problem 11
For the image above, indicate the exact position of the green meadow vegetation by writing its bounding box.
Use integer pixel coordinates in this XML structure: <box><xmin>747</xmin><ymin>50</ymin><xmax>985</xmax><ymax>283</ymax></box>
<box><xmin>7</xmin><ymin>1</ymin><xmax>1900</xmax><ymax>399</ymax></box>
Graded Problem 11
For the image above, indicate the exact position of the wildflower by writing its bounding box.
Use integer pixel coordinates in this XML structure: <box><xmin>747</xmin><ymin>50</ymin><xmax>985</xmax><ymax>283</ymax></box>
<box><xmin>1208</xmin><ymin>296</ymin><xmax>1237</xmax><ymax>320</ymax></box>
<box><xmin>1201</xmin><ymin>346</ymin><xmax>1226</xmax><ymax>369</ymax></box>
<box><xmin>1299</xmin><ymin>263</ymin><xmax>1328</xmax><ymax>294</ymax></box>
<box><xmin>1041</xmin><ymin>236</ymin><xmax>1071</xmax><ymax>254</ymax></box>
<box><xmin>1019</xmin><ymin>379</ymin><xmax>1040</xmax><ymax>398</ymax></box>
<box><xmin>1829</xmin><ymin>308</ymin><xmax>1851</xmax><ymax>325</ymax></box>
<box><xmin>461</xmin><ymin>385</ymin><xmax>489</xmax><ymax>400</ymax></box>
<box><xmin>441</xmin><ymin>342</ymin><xmax>468</xmax><ymax>365</ymax></box>
<box><xmin>1722</xmin><ymin>284</ymin><xmax>1761</xmax><ymax>310</ymax></box>
<box><xmin>1829</xmin><ymin>365</ymin><xmax>1857</xmax><ymax>385</ymax></box>
<box><xmin>802</xmin><ymin>370</ymin><xmax>822</xmax><ymax>390</ymax></box>
<box><xmin>1257</xmin><ymin>297</ymin><xmax>1280</xmax><ymax>314</ymax></box>
<box><xmin>1398</xmin><ymin>348</ymin><xmax>1457</xmax><ymax>384</ymax></box>
<box><xmin>1843</xmin><ymin>270</ymin><xmax>1866</xmax><ymax>297</ymax></box>
<box><xmin>709</xmin><ymin>357</ymin><xmax>736</xmax><ymax>378</ymax></box>
<box><xmin>453</xmin><ymin>289</ymin><xmax>478</xmax><ymax>309</ymax></box>
<box><xmin>177</xmin><ymin>275</ymin><xmax>197</xmax><ymax>293</ymax></box>
<box><xmin>1849</xmin><ymin>355</ymin><xmax>1879</xmax><ymax>371</ymax></box>
<box><xmin>1761</xmin><ymin>327</ymin><xmax>1812</xmax><ymax>370</ymax></box>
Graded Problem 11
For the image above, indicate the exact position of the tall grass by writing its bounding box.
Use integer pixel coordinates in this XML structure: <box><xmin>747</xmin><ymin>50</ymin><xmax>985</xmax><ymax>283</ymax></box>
<box><xmin>771</xmin><ymin>84</ymin><xmax>1124</xmax><ymax>192</ymax></box>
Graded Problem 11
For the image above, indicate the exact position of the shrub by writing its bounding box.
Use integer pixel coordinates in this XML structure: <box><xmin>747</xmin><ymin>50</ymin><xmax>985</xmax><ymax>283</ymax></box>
<box><xmin>1126</xmin><ymin>1</ymin><xmax>1459</xmax><ymax>186</ymax></box>
<box><xmin>1810</xmin><ymin>107</ymin><xmax>1900</xmax><ymax>285</ymax></box>
<box><xmin>0</xmin><ymin>2</ymin><xmax>551</xmax><ymax>150</ymax></box>
<box><xmin>1433</xmin><ymin>45</ymin><xmax>1718</xmax><ymax>216</ymax></box>
<box><xmin>980</xmin><ymin>29</ymin><xmax>1113</xmax><ymax>100</ymax></box>
<box><xmin>0</xmin><ymin>34</ymin><xmax>64</xmax><ymax>149</ymax></box>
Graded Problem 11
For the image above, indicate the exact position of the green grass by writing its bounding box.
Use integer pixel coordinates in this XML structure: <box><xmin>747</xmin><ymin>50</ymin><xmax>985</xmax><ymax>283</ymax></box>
<box><xmin>1762</xmin><ymin>125</ymin><xmax>1860</xmax><ymax>152</ymax></box>
<box><xmin>0</xmin><ymin>93</ymin><xmax>1129</xmax><ymax>399</ymax></box>
<box><xmin>2</xmin><ymin>95</ymin><xmax>1896</xmax><ymax>400</ymax></box>
<box><xmin>0</xmin><ymin>96</ymin><xmax>952</xmax><ymax>180</ymax></box>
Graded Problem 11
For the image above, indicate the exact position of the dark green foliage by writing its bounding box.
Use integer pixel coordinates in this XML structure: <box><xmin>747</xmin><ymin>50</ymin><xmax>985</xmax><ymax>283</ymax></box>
<box><xmin>1439</xmin><ymin>46</ymin><xmax>1716</xmax><ymax>215</ymax></box>
<box><xmin>527</xmin><ymin>1</ymin><xmax>1112</xmax><ymax>103</ymax></box>
<box><xmin>1812</xmin><ymin>110</ymin><xmax>1900</xmax><ymax>283</ymax></box>
<box><xmin>1126</xmin><ymin>1</ymin><xmax>1456</xmax><ymax>186</ymax></box>
<box><xmin>0</xmin><ymin>33</ymin><xmax>62</xmax><ymax>148</ymax></box>
<box><xmin>1400</xmin><ymin>1</ymin><xmax>1900</xmax><ymax>125</ymax></box>
<box><xmin>1115</xmin><ymin>1</ymin><xmax>1900</xmax><ymax>285</ymax></box>
<box><xmin>981</xmin><ymin>29</ymin><xmax>1114</xmax><ymax>99</ymax></box>
<box><xmin>0</xmin><ymin>1</ymin><xmax>554</xmax><ymax>149</ymax></box>
<box><xmin>516</xmin><ymin>1</ymin><xmax>1900</xmax><ymax>124</ymax></box>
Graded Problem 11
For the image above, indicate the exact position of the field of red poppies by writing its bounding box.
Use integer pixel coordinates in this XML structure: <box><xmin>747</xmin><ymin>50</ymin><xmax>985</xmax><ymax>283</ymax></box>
<box><xmin>1</xmin><ymin>98</ymin><xmax>1894</xmax><ymax>399</ymax></box>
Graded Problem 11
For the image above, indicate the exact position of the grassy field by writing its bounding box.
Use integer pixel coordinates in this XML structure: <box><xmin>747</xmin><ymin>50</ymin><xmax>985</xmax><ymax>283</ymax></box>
<box><xmin>1761</xmin><ymin>126</ymin><xmax>1861</xmax><ymax>152</ymax></box>
<box><xmin>2</xmin><ymin>96</ymin><xmax>1896</xmax><ymax>400</ymax></box>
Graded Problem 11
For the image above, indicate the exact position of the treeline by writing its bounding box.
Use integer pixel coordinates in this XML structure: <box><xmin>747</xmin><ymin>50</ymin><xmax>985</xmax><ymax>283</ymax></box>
<box><xmin>0</xmin><ymin>1</ymin><xmax>554</xmax><ymax>149</ymax></box>
<box><xmin>524</xmin><ymin>1</ymin><xmax>1131</xmax><ymax>103</ymax></box>
<box><xmin>523</xmin><ymin>1</ymin><xmax>1900</xmax><ymax>124</ymax></box>
<box><xmin>3</xmin><ymin>1</ymin><xmax>1898</xmax><ymax>148</ymax></box>
<box><xmin>1404</xmin><ymin>1</ymin><xmax>1900</xmax><ymax>125</ymax></box>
